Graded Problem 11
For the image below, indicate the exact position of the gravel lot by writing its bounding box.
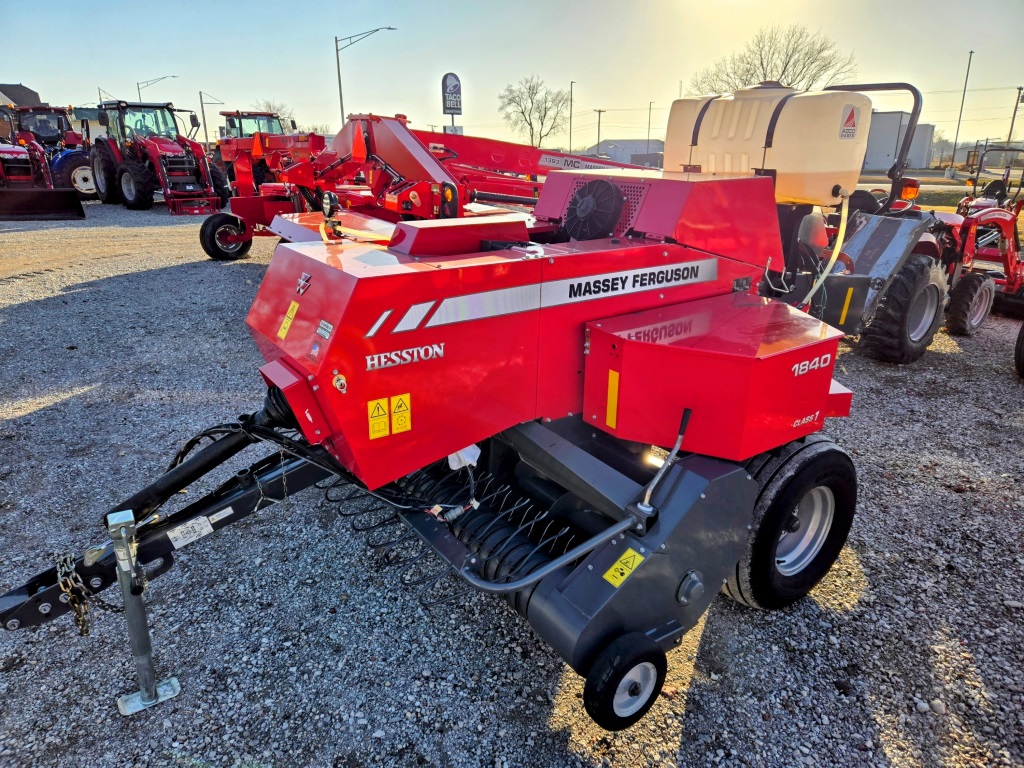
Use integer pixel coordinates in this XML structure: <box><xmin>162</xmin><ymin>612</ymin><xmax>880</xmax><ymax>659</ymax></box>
<box><xmin>0</xmin><ymin>203</ymin><xmax>1022</xmax><ymax>768</ymax></box>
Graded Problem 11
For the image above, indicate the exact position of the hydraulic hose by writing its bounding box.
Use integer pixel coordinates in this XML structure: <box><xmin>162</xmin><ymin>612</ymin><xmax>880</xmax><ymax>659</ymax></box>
<box><xmin>800</xmin><ymin>188</ymin><xmax>851</xmax><ymax>308</ymax></box>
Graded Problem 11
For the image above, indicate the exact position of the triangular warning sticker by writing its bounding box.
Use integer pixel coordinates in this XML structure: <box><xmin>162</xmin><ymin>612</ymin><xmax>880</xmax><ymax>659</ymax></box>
<box><xmin>618</xmin><ymin>554</ymin><xmax>636</xmax><ymax>569</ymax></box>
<box><xmin>393</xmin><ymin>398</ymin><xmax>409</xmax><ymax>413</ymax></box>
<box><xmin>843</xmin><ymin>108</ymin><xmax>856</xmax><ymax>129</ymax></box>
<box><xmin>370</xmin><ymin>403</ymin><xmax>387</xmax><ymax>418</ymax></box>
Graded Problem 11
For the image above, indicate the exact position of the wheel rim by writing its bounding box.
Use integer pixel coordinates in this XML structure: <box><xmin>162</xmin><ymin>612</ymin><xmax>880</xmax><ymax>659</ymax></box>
<box><xmin>215</xmin><ymin>222</ymin><xmax>244</xmax><ymax>253</ymax></box>
<box><xmin>71</xmin><ymin>166</ymin><xmax>95</xmax><ymax>194</ymax></box>
<box><xmin>968</xmin><ymin>283</ymin><xmax>993</xmax><ymax>328</ymax></box>
<box><xmin>121</xmin><ymin>171</ymin><xmax>136</xmax><ymax>200</ymax></box>
<box><xmin>612</xmin><ymin>661</ymin><xmax>658</xmax><ymax>717</ymax></box>
<box><xmin>94</xmin><ymin>159</ymin><xmax>106</xmax><ymax>194</ymax></box>
<box><xmin>907</xmin><ymin>284</ymin><xmax>940</xmax><ymax>342</ymax></box>
<box><xmin>776</xmin><ymin>486</ymin><xmax>835</xmax><ymax>577</ymax></box>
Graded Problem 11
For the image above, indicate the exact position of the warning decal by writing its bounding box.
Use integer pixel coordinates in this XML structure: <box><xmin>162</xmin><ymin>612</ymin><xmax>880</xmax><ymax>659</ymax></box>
<box><xmin>390</xmin><ymin>393</ymin><xmax>411</xmax><ymax>434</ymax></box>
<box><xmin>368</xmin><ymin>398</ymin><xmax>390</xmax><ymax>439</ymax></box>
<box><xmin>839</xmin><ymin>105</ymin><xmax>858</xmax><ymax>140</ymax></box>
<box><xmin>277</xmin><ymin>301</ymin><xmax>300</xmax><ymax>340</ymax></box>
<box><xmin>603</xmin><ymin>547</ymin><xmax>645</xmax><ymax>587</ymax></box>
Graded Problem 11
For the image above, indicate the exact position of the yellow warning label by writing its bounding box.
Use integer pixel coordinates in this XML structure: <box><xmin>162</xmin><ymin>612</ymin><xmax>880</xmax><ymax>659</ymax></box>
<box><xmin>367</xmin><ymin>398</ymin><xmax>389</xmax><ymax>440</ymax></box>
<box><xmin>605</xmin><ymin>370</ymin><xmax>620</xmax><ymax>430</ymax></box>
<box><xmin>390</xmin><ymin>393</ymin><xmax>411</xmax><ymax>434</ymax></box>
<box><xmin>603</xmin><ymin>547</ymin><xmax>645</xmax><ymax>588</ymax></box>
<box><xmin>277</xmin><ymin>301</ymin><xmax>300</xmax><ymax>340</ymax></box>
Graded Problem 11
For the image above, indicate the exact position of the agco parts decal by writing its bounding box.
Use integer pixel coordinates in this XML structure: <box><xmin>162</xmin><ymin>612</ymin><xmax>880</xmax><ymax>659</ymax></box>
<box><xmin>365</xmin><ymin>343</ymin><xmax>445</xmax><ymax>371</ymax></box>
<box><xmin>839</xmin><ymin>105</ymin><xmax>859</xmax><ymax>140</ymax></box>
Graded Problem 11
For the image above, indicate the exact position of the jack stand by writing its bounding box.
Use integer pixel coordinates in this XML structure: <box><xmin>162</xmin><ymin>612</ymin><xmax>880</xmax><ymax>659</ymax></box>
<box><xmin>107</xmin><ymin>510</ymin><xmax>181</xmax><ymax>716</ymax></box>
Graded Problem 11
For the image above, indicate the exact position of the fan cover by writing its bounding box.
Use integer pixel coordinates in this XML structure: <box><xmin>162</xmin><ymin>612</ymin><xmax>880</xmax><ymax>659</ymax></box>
<box><xmin>563</xmin><ymin>179</ymin><xmax>625</xmax><ymax>241</ymax></box>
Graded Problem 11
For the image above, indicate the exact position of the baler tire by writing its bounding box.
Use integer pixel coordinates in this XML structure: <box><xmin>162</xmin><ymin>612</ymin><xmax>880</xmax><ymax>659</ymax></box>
<box><xmin>91</xmin><ymin>145</ymin><xmax>121</xmax><ymax>204</ymax></box>
<box><xmin>56</xmin><ymin>154</ymin><xmax>97</xmax><ymax>200</ymax></box>
<box><xmin>209</xmin><ymin>164</ymin><xmax>231</xmax><ymax>207</ymax></box>
<box><xmin>117</xmin><ymin>161</ymin><xmax>156</xmax><ymax>210</ymax></box>
<box><xmin>724</xmin><ymin>436</ymin><xmax>856</xmax><ymax>611</ymax></box>
<box><xmin>946</xmin><ymin>272</ymin><xmax>995</xmax><ymax>336</ymax></box>
<box><xmin>252</xmin><ymin>161</ymin><xmax>271</xmax><ymax>190</ymax></box>
<box><xmin>860</xmin><ymin>254</ymin><xmax>946</xmax><ymax>364</ymax></box>
<box><xmin>200</xmin><ymin>213</ymin><xmax>252</xmax><ymax>261</ymax></box>
<box><xmin>1015</xmin><ymin>323</ymin><xmax>1024</xmax><ymax>379</ymax></box>
<box><xmin>583</xmin><ymin>633</ymin><xmax>666</xmax><ymax>731</ymax></box>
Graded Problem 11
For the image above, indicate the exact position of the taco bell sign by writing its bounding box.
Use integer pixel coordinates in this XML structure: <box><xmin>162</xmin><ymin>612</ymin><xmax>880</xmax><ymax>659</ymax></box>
<box><xmin>442</xmin><ymin>73</ymin><xmax>462</xmax><ymax>116</ymax></box>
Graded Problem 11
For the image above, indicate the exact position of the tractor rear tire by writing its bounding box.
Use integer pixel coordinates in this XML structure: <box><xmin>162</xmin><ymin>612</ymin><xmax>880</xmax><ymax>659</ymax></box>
<box><xmin>57</xmin><ymin>154</ymin><xmax>97</xmax><ymax>200</ymax></box>
<box><xmin>583</xmin><ymin>633</ymin><xmax>667</xmax><ymax>731</ymax></box>
<box><xmin>200</xmin><ymin>213</ymin><xmax>253</xmax><ymax>261</ymax></box>
<box><xmin>117</xmin><ymin>161</ymin><xmax>156</xmax><ymax>210</ymax></box>
<box><xmin>1015</xmin><ymin>323</ymin><xmax>1024</xmax><ymax>379</ymax></box>
<box><xmin>946</xmin><ymin>272</ymin><xmax>995</xmax><ymax>336</ymax></box>
<box><xmin>860</xmin><ymin>254</ymin><xmax>947</xmax><ymax>364</ymax></box>
<box><xmin>723</xmin><ymin>435</ymin><xmax>857</xmax><ymax>611</ymax></box>
<box><xmin>210</xmin><ymin>164</ymin><xmax>230</xmax><ymax>207</ymax></box>
<box><xmin>91</xmin><ymin>146</ymin><xmax>120</xmax><ymax>204</ymax></box>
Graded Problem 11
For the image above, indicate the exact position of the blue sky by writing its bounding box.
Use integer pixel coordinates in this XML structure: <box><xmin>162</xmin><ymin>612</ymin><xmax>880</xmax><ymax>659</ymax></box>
<box><xmin>5</xmin><ymin>0</ymin><xmax>1023</xmax><ymax>149</ymax></box>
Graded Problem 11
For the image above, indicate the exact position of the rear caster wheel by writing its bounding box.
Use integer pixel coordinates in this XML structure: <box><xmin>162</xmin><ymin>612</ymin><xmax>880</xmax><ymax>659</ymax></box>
<box><xmin>583</xmin><ymin>632</ymin><xmax>666</xmax><ymax>731</ymax></box>
<box><xmin>946</xmin><ymin>272</ymin><xmax>995</xmax><ymax>336</ymax></box>
<box><xmin>724</xmin><ymin>436</ymin><xmax>857</xmax><ymax>610</ymax></box>
<box><xmin>200</xmin><ymin>213</ymin><xmax>252</xmax><ymax>261</ymax></box>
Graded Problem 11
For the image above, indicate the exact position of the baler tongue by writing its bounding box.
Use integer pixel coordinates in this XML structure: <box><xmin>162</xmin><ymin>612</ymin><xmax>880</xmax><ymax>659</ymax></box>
<box><xmin>0</xmin><ymin>188</ymin><xmax>86</xmax><ymax>221</ymax></box>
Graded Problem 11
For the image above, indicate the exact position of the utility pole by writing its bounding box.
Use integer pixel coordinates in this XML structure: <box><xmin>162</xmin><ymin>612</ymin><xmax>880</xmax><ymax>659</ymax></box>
<box><xmin>569</xmin><ymin>81</ymin><xmax>576</xmax><ymax>153</ymax></box>
<box><xmin>198</xmin><ymin>91</ymin><xmax>224</xmax><ymax>149</ymax></box>
<box><xmin>951</xmin><ymin>50</ymin><xmax>973</xmax><ymax>171</ymax></box>
<box><xmin>594</xmin><ymin>109</ymin><xmax>606</xmax><ymax>156</ymax></box>
<box><xmin>1009</xmin><ymin>86</ymin><xmax>1023</xmax><ymax>145</ymax></box>
<box><xmin>678</xmin><ymin>81</ymin><xmax>682</xmax><ymax>99</ymax></box>
<box><xmin>334</xmin><ymin>28</ymin><xmax>397</xmax><ymax>124</ymax></box>
<box><xmin>647</xmin><ymin>101</ymin><xmax>654</xmax><ymax>155</ymax></box>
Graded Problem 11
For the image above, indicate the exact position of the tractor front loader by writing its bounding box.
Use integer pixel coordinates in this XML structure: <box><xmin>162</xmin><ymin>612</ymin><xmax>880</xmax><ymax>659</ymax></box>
<box><xmin>0</xmin><ymin>105</ymin><xmax>85</xmax><ymax>220</ymax></box>
<box><xmin>90</xmin><ymin>100</ymin><xmax>228</xmax><ymax>214</ymax></box>
<box><xmin>3</xmin><ymin>155</ymin><xmax>857</xmax><ymax>731</ymax></box>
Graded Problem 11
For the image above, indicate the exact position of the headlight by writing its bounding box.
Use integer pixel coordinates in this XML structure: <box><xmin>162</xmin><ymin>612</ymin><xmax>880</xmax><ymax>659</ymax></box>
<box><xmin>321</xmin><ymin>191</ymin><xmax>340</xmax><ymax>219</ymax></box>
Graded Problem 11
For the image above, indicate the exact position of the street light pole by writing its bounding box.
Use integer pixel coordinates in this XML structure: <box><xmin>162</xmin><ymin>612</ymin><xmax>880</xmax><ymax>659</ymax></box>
<box><xmin>334</xmin><ymin>27</ymin><xmax>397</xmax><ymax>124</ymax></box>
<box><xmin>137</xmin><ymin>75</ymin><xmax>177</xmax><ymax>102</ymax></box>
<box><xmin>569</xmin><ymin>81</ymin><xmax>576</xmax><ymax>153</ymax></box>
<box><xmin>594</xmin><ymin>109</ymin><xmax>606</xmax><ymax>156</ymax></box>
<box><xmin>951</xmin><ymin>50</ymin><xmax>973</xmax><ymax>170</ymax></box>
<box><xmin>647</xmin><ymin>101</ymin><xmax>654</xmax><ymax>155</ymax></box>
<box><xmin>1008</xmin><ymin>86</ymin><xmax>1023</xmax><ymax>145</ymax></box>
<box><xmin>199</xmin><ymin>91</ymin><xmax>224</xmax><ymax>149</ymax></box>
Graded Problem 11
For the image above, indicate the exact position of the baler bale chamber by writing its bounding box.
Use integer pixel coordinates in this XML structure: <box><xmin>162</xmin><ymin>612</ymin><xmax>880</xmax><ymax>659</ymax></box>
<box><xmin>0</xmin><ymin>165</ymin><xmax>857</xmax><ymax>730</ymax></box>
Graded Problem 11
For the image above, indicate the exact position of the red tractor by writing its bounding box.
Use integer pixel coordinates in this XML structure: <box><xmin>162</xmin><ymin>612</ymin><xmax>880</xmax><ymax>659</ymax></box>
<box><xmin>212</xmin><ymin>110</ymin><xmax>325</xmax><ymax>193</ymax></box>
<box><xmin>90</xmin><ymin>100</ymin><xmax>228</xmax><ymax>214</ymax></box>
<box><xmin>0</xmin><ymin>105</ymin><xmax>85</xmax><ymax>220</ymax></box>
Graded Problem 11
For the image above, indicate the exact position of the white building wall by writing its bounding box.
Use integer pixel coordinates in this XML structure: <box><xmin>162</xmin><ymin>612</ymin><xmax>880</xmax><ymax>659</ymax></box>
<box><xmin>864</xmin><ymin>112</ymin><xmax>934</xmax><ymax>170</ymax></box>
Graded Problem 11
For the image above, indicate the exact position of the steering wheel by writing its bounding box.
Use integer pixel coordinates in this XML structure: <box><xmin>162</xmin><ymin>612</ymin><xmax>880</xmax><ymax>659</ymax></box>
<box><xmin>869</xmin><ymin>187</ymin><xmax>890</xmax><ymax>206</ymax></box>
<box><xmin>134</xmin><ymin>119</ymin><xmax>154</xmax><ymax>137</ymax></box>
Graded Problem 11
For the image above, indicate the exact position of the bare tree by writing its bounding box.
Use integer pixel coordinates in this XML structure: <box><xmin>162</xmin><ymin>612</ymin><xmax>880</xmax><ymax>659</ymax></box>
<box><xmin>251</xmin><ymin>99</ymin><xmax>295</xmax><ymax>122</ymax></box>
<box><xmin>498</xmin><ymin>76</ymin><xmax>569</xmax><ymax>147</ymax></box>
<box><xmin>299</xmin><ymin>123</ymin><xmax>333</xmax><ymax>136</ymax></box>
<box><xmin>688</xmin><ymin>25</ymin><xmax>856</xmax><ymax>94</ymax></box>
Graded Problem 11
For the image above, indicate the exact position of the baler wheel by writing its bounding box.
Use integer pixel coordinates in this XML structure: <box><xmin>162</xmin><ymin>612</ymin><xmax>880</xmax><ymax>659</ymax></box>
<box><xmin>200</xmin><ymin>213</ymin><xmax>252</xmax><ymax>261</ymax></box>
<box><xmin>117</xmin><ymin>161</ymin><xmax>156</xmax><ymax>210</ymax></box>
<box><xmin>583</xmin><ymin>632</ymin><xmax>667</xmax><ymax>731</ymax></box>
<box><xmin>946</xmin><ymin>272</ymin><xmax>995</xmax><ymax>336</ymax></box>
<box><xmin>1014</xmin><ymin>322</ymin><xmax>1024</xmax><ymax>379</ymax></box>
<box><xmin>724</xmin><ymin>436</ymin><xmax>856</xmax><ymax>611</ymax></box>
<box><xmin>91</xmin><ymin>146</ymin><xmax>121</xmax><ymax>204</ymax></box>
<box><xmin>860</xmin><ymin>254</ymin><xmax>946</xmax><ymax>364</ymax></box>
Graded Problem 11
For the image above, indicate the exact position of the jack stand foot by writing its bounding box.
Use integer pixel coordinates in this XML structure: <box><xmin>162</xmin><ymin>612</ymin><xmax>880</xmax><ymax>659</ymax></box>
<box><xmin>116</xmin><ymin>677</ymin><xmax>181</xmax><ymax>716</ymax></box>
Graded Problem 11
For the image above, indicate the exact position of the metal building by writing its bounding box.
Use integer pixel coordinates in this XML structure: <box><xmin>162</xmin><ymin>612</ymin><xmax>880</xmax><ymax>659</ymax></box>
<box><xmin>863</xmin><ymin>111</ymin><xmax>935</xmax><ymax>170</ymax></box>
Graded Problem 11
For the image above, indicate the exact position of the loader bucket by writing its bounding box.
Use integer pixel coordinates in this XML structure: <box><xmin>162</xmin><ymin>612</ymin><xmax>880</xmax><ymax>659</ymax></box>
<box><xmin>0</xmin><ymin>188</ymin><xmax>85</xmax><ymax>221</ymax></box>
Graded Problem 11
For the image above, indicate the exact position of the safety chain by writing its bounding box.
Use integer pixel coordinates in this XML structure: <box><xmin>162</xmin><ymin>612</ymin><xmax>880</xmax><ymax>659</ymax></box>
<box><xmin>53</xmin><ymin>551</ymin><xmax>124</xmax><ymax>637</ymax></box>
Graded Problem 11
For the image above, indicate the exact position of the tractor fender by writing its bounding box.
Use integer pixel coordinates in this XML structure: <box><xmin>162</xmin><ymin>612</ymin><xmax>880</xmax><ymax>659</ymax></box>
<box><xmin>49</xmin><ymin>148</ymin><xmax>90</xmax><ymax>177</ymax></box>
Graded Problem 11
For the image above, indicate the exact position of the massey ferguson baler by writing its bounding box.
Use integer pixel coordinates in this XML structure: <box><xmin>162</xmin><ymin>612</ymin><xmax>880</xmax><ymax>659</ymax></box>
<box><xmin>0</xmin><ymin>165</ymin><xmax>857</xmax><ymax>730</ymax></box>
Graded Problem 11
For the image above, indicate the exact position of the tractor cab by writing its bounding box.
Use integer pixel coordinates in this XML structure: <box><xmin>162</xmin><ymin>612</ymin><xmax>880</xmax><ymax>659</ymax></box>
<box><xmin>220</xmin><ymin>111</ymin><xmax>294</xmax><ymax>139</ymax></box>
<box><xmin>11</xmin><ymin>106</ymin><xmax>77</xmax><ymax>150</ymax></box>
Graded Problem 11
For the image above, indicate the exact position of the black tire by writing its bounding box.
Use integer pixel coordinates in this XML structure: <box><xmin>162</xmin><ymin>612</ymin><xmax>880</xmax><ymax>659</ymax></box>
<box><xmin>946</xmin><ymin>272</ymin><xmax>995</xmax><ymax>336</ymax></box>
<box><xmin>209</xmin><ymin>164</ymin><xmax>230</xmax><ymax>206</ymax></box>
<box><xmin>252</xmin><ymin>161</ymin><xmax>272</xmax><ymax>191</ymax></box>
<box><xmin>91</xmin><ymin>144</ymin><xmax>120</xmax><ymax>204</ymax></box>
<box><xmin>861</xmin><ymin>254</ymin><xmax>947</xmax><ymax>364</ymax></box>
<box><xmin>583</xmin><ymin>633</ymin><xmax>667</xmax><ymax>731</ymax></box>
<box><xmin>56</xmin><ymin>154</ymin><xmax>97</xmax><ymax>200</ymax></box>
<box><xmin>724</xmin><ymin>435</ymin><xmax>857</xmax><ymax>610</ymax></box>
<box><xmin>1015</xmin><ymin>323</ymin><xmax>1024</xmax><ymax>379</ymax></box>
<box><xmin>200</xmin><ymin>213</ymin><xmax>253</xmax><ymax>261</ymax></box>
<box><xmin>116</xmin><ymin>160</ymin><xmax>156</xmax><ymax>210</ymax></box>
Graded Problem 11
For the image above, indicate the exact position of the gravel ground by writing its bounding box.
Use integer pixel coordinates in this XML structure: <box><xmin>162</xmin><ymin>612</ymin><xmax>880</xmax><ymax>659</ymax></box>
<box><xmin>0</xmin><ymin>202</ymin><xmax>1022</xmax><ymax>768</ymax></box>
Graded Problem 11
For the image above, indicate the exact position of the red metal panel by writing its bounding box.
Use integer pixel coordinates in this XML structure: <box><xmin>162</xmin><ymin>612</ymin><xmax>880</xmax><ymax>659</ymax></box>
<box><xmin>387</xmin><ymin>215</ymin><xmax>531</xmax><ymax>257</ymax></box>
<box><xmin>583</xmin><ymin>293</ymin><xmax>846</xmax><ymax>459</ymax></box>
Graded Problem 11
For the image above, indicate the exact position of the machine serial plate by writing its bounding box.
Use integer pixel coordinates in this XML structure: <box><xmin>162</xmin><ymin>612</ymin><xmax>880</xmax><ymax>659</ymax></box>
<box><xmin>166</xmin><ymin>517</ymin><xmax>215</xmax><ymax>550</ymax></box>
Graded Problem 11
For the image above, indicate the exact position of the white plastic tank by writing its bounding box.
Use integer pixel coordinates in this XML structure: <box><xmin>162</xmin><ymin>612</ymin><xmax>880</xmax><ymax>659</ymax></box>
<box><xmin>663</xmin><ymin>83</ymin><xmax>872</xmax><ymax>207</ymax></box>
